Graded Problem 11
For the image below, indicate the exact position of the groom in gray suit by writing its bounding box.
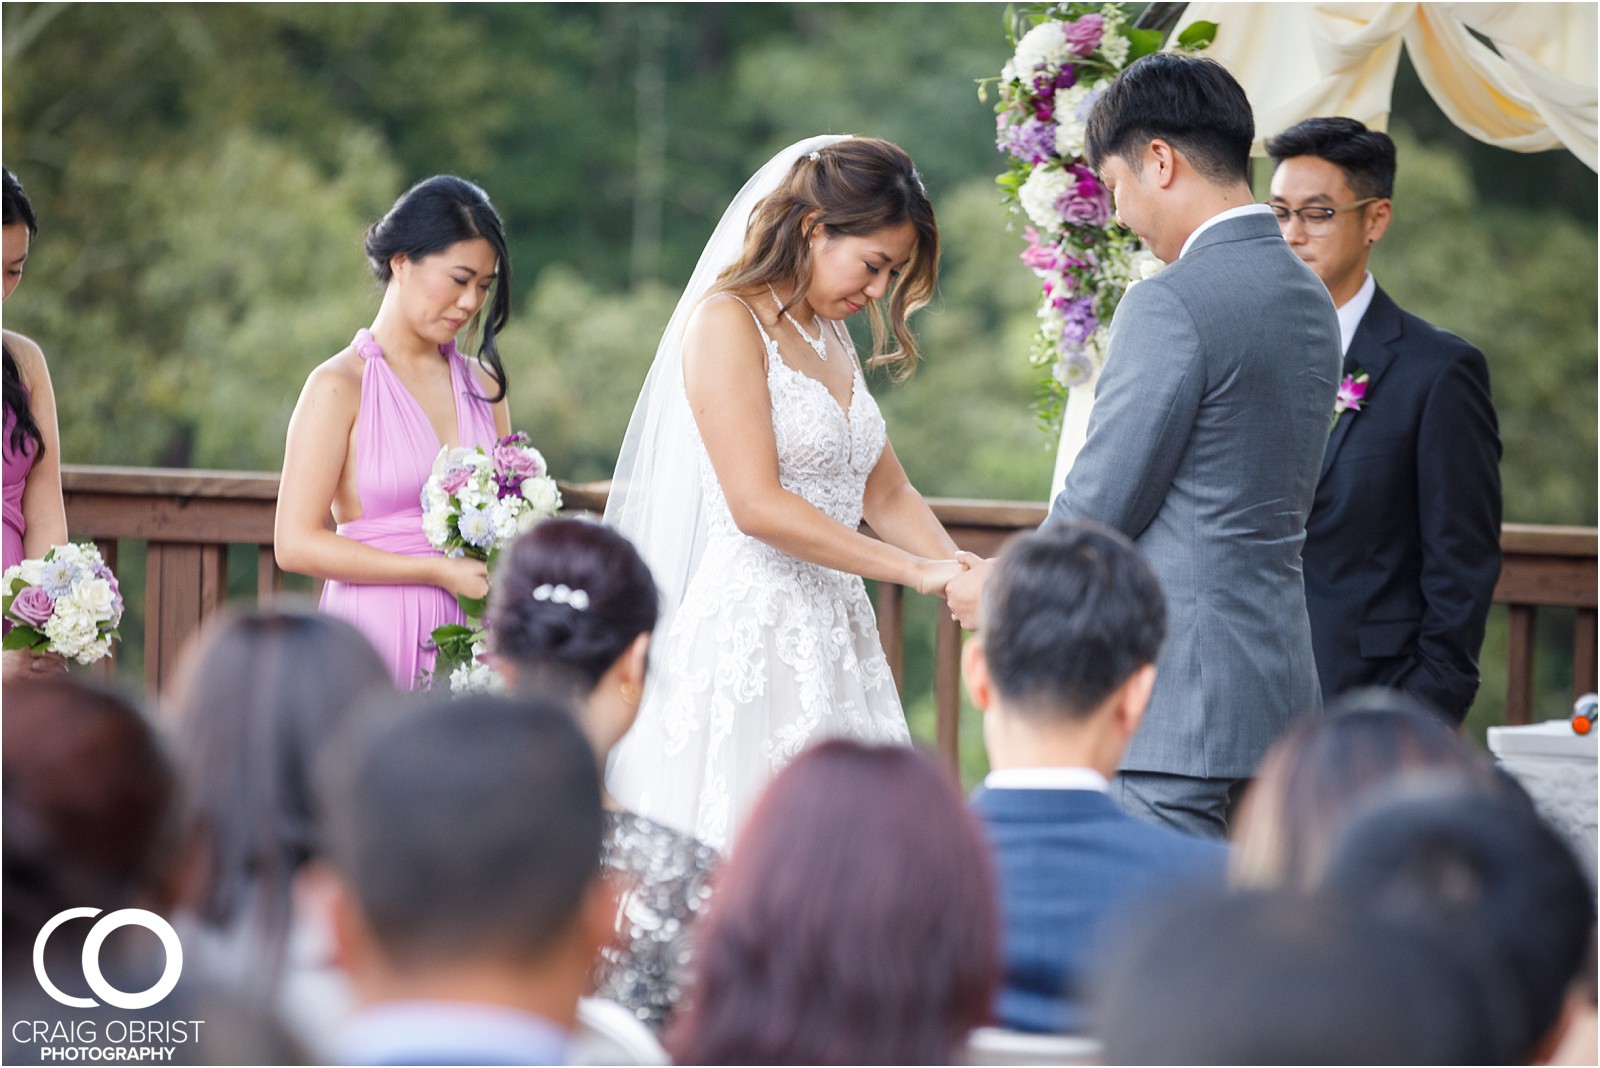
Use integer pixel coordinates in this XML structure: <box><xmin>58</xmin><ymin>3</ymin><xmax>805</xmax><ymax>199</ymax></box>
<box><xmin>949</xmin><ymin>54</ymin><xmax>1341</xmax><ymax>838</ymax></box>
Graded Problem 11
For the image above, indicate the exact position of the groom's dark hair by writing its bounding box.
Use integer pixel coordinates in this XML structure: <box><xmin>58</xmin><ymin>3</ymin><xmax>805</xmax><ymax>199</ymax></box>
<box><xmin>1084</xmin><ymin>53</ymin><xmax>1254</xmax><ymax>186</ymax></box>
<box><xmin>980</xmin><ymin>522</ymin><xmax>1166</xmax><ymax>719</ymax></box>
<box><xmin>1266</xmin><ymin>117</ymin><xmax>1397</xmax><ymax>201</ymax></box>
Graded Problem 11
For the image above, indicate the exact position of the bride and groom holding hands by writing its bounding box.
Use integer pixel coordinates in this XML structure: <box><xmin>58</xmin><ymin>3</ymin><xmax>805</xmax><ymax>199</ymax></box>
<box><xmin>281</xmin><ymin>51</ymin><xmax>1401</xmax><ymax>851</ymax></box>
<box><xmin>608</xmin><ymin>51</ymin><xmax>1344</xmax><ymax>847</ymax></box>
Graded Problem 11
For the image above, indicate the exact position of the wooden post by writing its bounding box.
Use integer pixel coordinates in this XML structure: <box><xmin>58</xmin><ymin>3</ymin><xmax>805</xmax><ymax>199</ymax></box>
<box><xmin>1575</xmin><ymin>608</ymin><xmax>1597</xmax><ymax>701</ymax></box>
<box><xmin>876</xmin><ymin>582</ymin><xmax>905</xmax><ymax>694</ymax></box>
<box><xmin>1505</xmin><ymin>603</ymin><xmax>1537</xmax><ymax>726</ymax></box>
<box><xmin>144</xmin><ymin>542</ymin><xmax>225</xmax><ymax>696</ymax></box>
<box><xmin>935</xmin><ymin>609</ymin><xmax>963</xmax><ymax>776</ymax></box>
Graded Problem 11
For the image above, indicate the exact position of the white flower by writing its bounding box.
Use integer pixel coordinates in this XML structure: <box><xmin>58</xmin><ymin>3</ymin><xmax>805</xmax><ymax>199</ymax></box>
<box><xmin>515</xmin><ymin>508</ymin><xmax>542</xmax><ymax>535</ymax></box>
<box><xmin>16</xmin><ymin>558</ymin><xmax>44</xmax><ymax>586</ymax></box>
<box><xmin>71</xmin><ymin>578</ymin><xmax>116</xmax><ymax>622</ymax></box>
<box><xmin>43</xmin><ymin>600</ymin><xmax>96</xmax><ymax>660</ymax></box>
<box><xmin>457</xmin><ymin>508</ymin><xmax>495</xmax><ymax>549</ymax></box>
<box><xmin>422</xmin><ymin>511</ymin><xmax>451</xmax><ymax>551</ymax></box>
<box><xmin>1012</xmin><ymin>21</ymin><xmax>1069</xmax><ymax>76</ymax></box>
<box><xmin>449</xmin><ymin>655</ymin><xmax>505</xmax><ymax>694</ymax></box>
<box><xmin>1052</xmin><ymin>85</ymin><xmax>1096</xmax><ymax>159</ymax></box>
<box><xmin>1019</xmin><ymin>165</ymin><xmax>1073</xmax><ymax>230</ymax></box>
<box><xmin>491</xmin><ymin>499</ymin><xmax>522</xmax><ymax>543</ymax></box>
<box><xmin>1099</xmin><ymin>29</ymin><xmax>1130</xmax><ymax>67</ymax></box>
<box><xmin>519</xmin><ymin>476</ymin><xmax>562</xmax><ymax>516</ymax></box>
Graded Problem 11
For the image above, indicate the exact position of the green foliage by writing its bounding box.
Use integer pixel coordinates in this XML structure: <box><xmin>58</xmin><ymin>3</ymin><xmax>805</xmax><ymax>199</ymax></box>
<box><xmin>1174</xmin><ymin>20</ymin><xmax>1217</xmax><ymax>51</ymax></box>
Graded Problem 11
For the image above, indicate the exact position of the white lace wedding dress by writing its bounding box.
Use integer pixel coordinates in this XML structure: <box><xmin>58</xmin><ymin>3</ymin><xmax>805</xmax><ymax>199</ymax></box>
<box><xmin>606</xmin><ymin>298</ymin><xmax>910</xmax><ymax>851</ymax></box>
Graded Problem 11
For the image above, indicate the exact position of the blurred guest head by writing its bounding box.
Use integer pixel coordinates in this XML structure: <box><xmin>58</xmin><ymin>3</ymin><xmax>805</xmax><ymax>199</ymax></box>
<box><xmin>488</xmin><ymin>518</ymin><xmax>658</xmax><ymax>760</ymax></box>
<box><xmin>1230</xmin><ymin>688</ymin><xmax>1501</xmax><ymax>888</ymax></box>
<box><xmin>315</xmin><ymin>692</ymin><xmax>608</xmax><ymax>1033</ymax></box>
<box><xmin>667</xmin><ymin>741</ymin><xmax>1000</xmax><ymax>1065</ymax></box>
<box><xmin>164</xmin><ymin>604</ymin><xmax>392</xmax><ymax>970</ymax></box>
<box><xmin>964</xmin><ymin>521</ymin><xmax>1165</xmax><ymax>777</ymax></box>
<box><xmin>1323</xmin><ymin>779</ymin><xmax>1595</xmax><ymax>1062</ymax></box>
<box><xmin>3</xmin><ymin>678</ymin><xmax>178</xmax><ymax>973</ymax></box>
<box><xmin>1095</xmin><ymin>887</ymin><xmax>1504</xmax><ymax>1064</ymax></box>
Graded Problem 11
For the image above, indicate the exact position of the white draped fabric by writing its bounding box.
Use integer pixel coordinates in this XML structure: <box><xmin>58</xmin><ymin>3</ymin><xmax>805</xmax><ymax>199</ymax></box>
<box><xmin>1050</xmin><ymin>2</ymin><xmax>1596</xmax><ymax>497</ymax></box>
<box><xmin>1172</xmin><ymin>2</ymin><xmax>1598</xmax><ymax>169</ymax></box>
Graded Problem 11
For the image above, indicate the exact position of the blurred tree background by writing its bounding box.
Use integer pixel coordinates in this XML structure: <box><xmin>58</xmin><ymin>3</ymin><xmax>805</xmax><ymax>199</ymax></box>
<box><xmin>4</xmin><ymin>3</ymin><xmax>1593</xmax><ymax>772</ymax></box>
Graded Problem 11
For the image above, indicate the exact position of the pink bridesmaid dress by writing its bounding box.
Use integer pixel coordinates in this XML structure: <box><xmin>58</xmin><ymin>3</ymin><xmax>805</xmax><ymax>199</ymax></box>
<box><xmin>319</xmin><ymin>329</ymin><xmax>499</xmax><ymax>689</ymax></box>
<box><xmin>3</xmin><ymin>400</ymin><xmax>37</xmax><ymax>571</ymax></box>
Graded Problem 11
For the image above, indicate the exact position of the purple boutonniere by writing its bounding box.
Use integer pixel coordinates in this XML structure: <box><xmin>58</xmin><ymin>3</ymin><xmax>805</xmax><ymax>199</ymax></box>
<box><xmin>1332</xmin><ymin>371</ymin><xmax>1369</xmax><ymax>431</ymax></box>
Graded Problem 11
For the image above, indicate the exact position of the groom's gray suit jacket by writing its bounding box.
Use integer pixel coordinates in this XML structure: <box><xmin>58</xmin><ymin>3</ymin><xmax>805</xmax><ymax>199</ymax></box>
<box><xmin>1049</xmin><ymin>212</ymin><xmax>1341</xmax><ymax>779</ymax></box>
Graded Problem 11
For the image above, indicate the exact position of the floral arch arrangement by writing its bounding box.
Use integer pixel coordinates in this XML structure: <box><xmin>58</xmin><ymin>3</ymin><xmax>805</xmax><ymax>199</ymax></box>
<box><xmin>986</xmin><ymin>3</ymin><xmax>1213</xmax><ymax>431</ymax></box>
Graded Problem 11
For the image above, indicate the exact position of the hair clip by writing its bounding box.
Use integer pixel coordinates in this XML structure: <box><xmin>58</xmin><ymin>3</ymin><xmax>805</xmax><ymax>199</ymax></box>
<box><xmin>807</xmin><ymin>150</ymin><xmax>822</xmax><ymax>162</ymax></box>
<box><xmin>532</xmin><ymin>583</ymin><xmax>590</xmax><ymax>611</ymax></box>
<box><xmin>912</xmin><ymin>169</ymin><xmax>927</xmax><ymax>195</ymax></box>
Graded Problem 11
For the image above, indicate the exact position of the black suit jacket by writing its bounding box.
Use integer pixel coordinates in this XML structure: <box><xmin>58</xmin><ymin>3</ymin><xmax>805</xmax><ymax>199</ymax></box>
<box><xmin>1303</xmin><ymin>283</ymin><xmax>1502</xmax><ymax>724</ymax></box>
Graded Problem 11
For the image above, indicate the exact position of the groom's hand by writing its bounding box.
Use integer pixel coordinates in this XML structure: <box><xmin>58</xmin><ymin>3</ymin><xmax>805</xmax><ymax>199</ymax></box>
<box><xmin>945</xmin><ymin>552</ymin><xmax>990</xmax><ymax>630</ymax></box>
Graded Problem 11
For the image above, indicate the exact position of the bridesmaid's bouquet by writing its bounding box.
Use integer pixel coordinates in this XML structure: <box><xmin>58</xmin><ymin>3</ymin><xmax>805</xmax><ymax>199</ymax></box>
<box><xmin>421</xmin><ymin>432</ymin><xmax>563</xmax><ymax>566</ymax></box>
<box><xmin>420</xmin><ymin>432</ymin><xmax>563</xmax><ymax>692</ymax></box>
<box><xmin>1</xmin><ymin>543</ymin><xmax>124</xmax><ymax>663</ymax></box>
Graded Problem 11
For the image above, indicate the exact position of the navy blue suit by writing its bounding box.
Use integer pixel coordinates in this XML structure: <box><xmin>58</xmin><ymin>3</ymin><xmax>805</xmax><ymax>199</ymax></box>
<box><xmin>972</xmin><ymin>785</ymin><xmax>1227</xmax><ymax>1033</ymax></box>
<box><xmin>1305</xmin><ymin>285</ymin><xmax>1502</xmax><ymax>724</ymax></box>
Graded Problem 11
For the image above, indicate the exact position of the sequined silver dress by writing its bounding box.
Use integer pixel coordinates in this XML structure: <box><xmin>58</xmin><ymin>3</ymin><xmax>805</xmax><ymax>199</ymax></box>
<box><xmin>595</xmin><ymin>809</ymin><xmax>718</xmax><ymax>1031</ymax></box>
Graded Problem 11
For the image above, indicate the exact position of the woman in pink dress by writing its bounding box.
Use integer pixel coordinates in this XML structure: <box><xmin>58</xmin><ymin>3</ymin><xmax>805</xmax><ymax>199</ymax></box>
<box><xmin>275</xmin><ymin>176</ymin><xmax>512</xmax><ymax>688</ymax></box>
<box><xmin>3</xmin><ymin>166</ymin><xmax>69</xmax><ymax>682</ymax></box>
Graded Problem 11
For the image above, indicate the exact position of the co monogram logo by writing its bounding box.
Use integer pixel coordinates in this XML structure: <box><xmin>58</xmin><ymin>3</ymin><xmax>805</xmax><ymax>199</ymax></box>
<box><xmin>33</xmin><ymin>908</ymin><xmax>183</xmax><ymax>1010</ymax></box>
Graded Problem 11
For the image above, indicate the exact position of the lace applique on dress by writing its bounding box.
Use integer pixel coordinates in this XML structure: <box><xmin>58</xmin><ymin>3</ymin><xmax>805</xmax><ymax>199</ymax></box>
<box><xmin>606</xmin><ymin>298</ymin><xmax>911</xmax><ymax>851</ymax></box>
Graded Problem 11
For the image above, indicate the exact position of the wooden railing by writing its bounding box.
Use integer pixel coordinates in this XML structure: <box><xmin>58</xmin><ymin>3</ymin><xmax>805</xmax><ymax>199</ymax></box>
<box><xmin>61</xmin><ymin>466</ymin><xmax>1598</xmax><ymax>770</ymax></box>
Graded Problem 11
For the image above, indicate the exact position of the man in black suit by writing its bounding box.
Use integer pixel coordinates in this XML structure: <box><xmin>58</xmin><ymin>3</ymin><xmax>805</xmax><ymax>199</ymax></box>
<box><xmin>1267</xmin><ymin>118</ymin><xmax>1502</xmax><ymax>725</ymax></box>
<box><xmin>963</xmin><ymin>522</ymin><xmax>1225</xmax><ymax>1033</ymax></box>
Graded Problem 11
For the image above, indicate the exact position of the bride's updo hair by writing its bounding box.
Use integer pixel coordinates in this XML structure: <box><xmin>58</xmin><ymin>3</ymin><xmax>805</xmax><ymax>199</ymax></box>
<box><xmin>364</xmin><ymin>175</ymin><xmax>512</xmax><ymax>402</ymax></box>
<box><xmin>714</xmin><ymin>137</ymin><xmax>939</xmax><ymax>379</ymax></box>
<box><xmin>489</xmin><ymin>519</ymin><xmax>660</xmax><ymax>695</ymax></box>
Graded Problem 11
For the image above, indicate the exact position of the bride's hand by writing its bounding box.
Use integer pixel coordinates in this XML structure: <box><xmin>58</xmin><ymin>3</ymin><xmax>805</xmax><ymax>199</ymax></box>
<box><xmin>911</xmin><ymin>558</ymin><xmax>967</xmax><ymax>597</ymax></box>
<box><xmin>434</xmin><ymin>556</ymin><xmax>490</xmax><ymax>600</ymax></box>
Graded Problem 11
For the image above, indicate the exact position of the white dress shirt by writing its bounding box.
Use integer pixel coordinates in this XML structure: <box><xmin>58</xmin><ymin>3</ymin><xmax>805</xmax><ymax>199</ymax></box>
<box><xmin>982</xmin><ymin>767</ymin><xmax>1110</xmax><ymax>792</ymax></box>
<box><xmin>1336</xmin><ymin>271</ymin><xmax>1377</xmax><ymax>357</ymax></box>
<box><xmin>1179</xmin><ymin>202</ymin><xmax>1276</xmax><ymax>259</ymax></box>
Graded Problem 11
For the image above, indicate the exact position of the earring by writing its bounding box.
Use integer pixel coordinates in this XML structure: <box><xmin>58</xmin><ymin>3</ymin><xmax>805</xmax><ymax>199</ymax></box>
<box><xmin>619</xmin><ymin>682</ymin><xmax>641</xmax><ymax>706</ymax></box>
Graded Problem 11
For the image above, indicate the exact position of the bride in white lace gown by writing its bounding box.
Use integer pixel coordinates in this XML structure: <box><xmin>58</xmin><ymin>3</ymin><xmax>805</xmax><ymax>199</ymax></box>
<box><xmin>606</xmin><ymin>136</ymin><xmax>964</xmax><ymax>850</ymax></box>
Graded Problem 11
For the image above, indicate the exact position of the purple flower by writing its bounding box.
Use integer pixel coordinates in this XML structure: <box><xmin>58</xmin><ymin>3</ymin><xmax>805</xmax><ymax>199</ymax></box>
<box><xmin>1020</xmin><ymin>227</ymin><xmax>1056</xmax><ymax>272</ymax></box>
<box><xmin>440</xmin><ymin>466</ymin><xmax>473</xmax><ymax>496</ymax></box>
<box><xmin>1055</xmin><ymin>67</ymin><xmax>1078</xmax><ymax>91</ymax></box>
<box><xmin>11</xmin><ymin>586</ymin><xmax>54</xmax><ymax>628</ymax></box>
<box><xmin>1057</xmin><ymin>164</ymin><xmax>1111</xmax><ymax>226</ymax></box>
<box><xmin>1336</xmin><ymin>374</ymin><xmax>1368</xmax><ymax>412</ymax></box>
<box><xmin>1060</xmin><ymin>296</ymin><xmax>1098</xmax><ymax>348</ymax></box>
<box><xmin>493</xmin><ymin>443</ymin><xmax>543</xmax><ymax>481</ymax></box>
<box><xmin>997</xmin><ymin>116</ymin><xmax>1059</xmax><ymax>165</ymax></box>
<box><xmin>1064</xmin><ymin>14</ymin><xmax>1105</xmax><ymax>57</ymax></box>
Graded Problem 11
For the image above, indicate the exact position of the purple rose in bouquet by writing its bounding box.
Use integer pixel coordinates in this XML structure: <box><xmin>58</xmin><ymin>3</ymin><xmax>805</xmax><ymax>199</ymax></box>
<box><xmin>1058</xmin><ymin>165</ymin><xmax>1112</xmax><ymax>227</ymax></box>
<box><xmin>1064</xmin><ymin>14</ymin><xmax>1105</xmax><ymax>57</ymax></box>
<box><xmin>11</xmin><ymin>586</ymin><xmax>54</xmax><ymax>629</ymax></box>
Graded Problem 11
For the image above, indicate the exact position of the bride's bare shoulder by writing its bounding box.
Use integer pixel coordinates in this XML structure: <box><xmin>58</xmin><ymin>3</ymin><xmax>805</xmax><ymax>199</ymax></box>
<box><xmin>686</xmin><ymin>291</ymin><xmax>768</xmax><ymax>352</ymax></box>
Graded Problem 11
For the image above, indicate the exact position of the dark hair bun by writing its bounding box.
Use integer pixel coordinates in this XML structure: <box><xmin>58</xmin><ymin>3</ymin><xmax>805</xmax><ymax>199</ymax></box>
<box><xmin>488</xmin><ymin>519</ymin><xmax>659</xmax><ymax>690</ymax></box>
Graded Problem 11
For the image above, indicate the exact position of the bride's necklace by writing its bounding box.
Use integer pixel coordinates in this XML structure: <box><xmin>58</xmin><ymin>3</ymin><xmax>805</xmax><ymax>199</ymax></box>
<box><xmin>768</xmin><ymin>285</ymin><xmax>828</xmax><ymax>361</ymax></box>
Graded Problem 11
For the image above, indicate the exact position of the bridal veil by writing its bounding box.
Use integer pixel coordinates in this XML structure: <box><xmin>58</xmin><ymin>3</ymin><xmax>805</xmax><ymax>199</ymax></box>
<box><xmin>606</xmin><ymin>134</ymin><xmax>853</xmax><ymax>640</ymax></box>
